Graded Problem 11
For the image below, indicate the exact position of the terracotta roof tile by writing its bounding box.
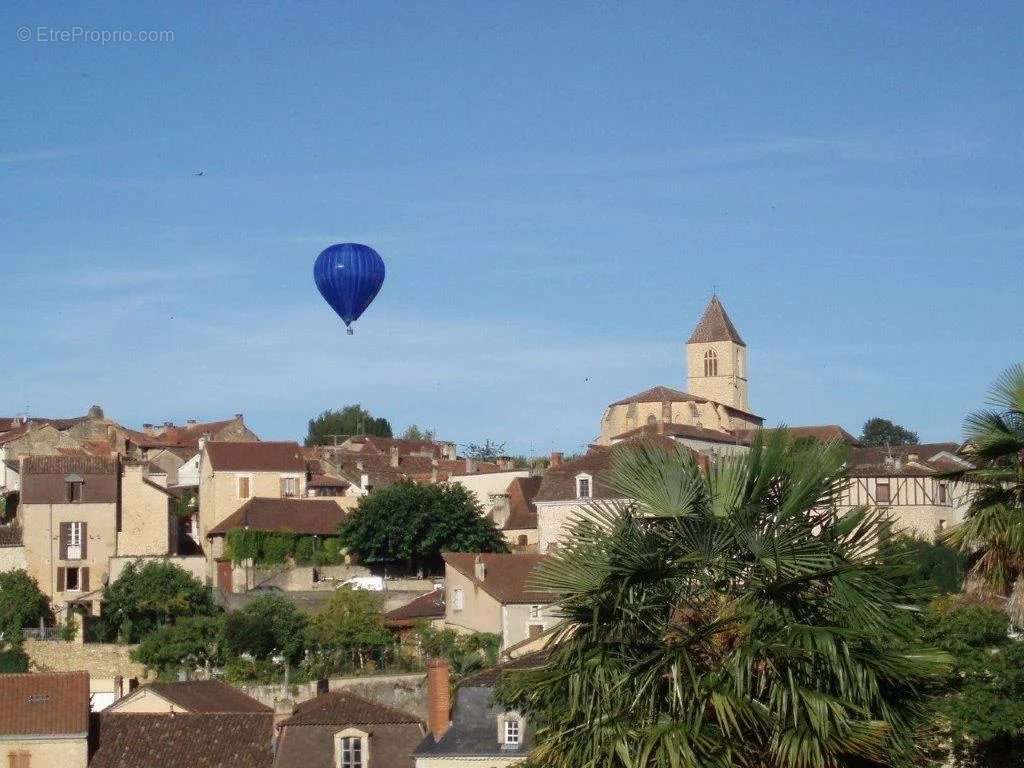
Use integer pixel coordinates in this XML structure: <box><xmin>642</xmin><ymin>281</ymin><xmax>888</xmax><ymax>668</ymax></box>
<box><xmin>207</xmin><ymin>497</ymin><xmax>349</xmax><ymax>537</ymax></box>
<box><xmin>205</xmin><ymin>441</ymin><xmax>305</xmax><ymax>472</ymax></box>
<box><xmin>502</xmin><ymin>476</ymin><xmax>541</xmax><ymax>530</ymax></box>
<box><xmin>20</xmin><ymin>454</ymin><xmax>118</xmax><ymax>475</ymax></box>
<box><xmin>142</xmin><ymin>680</ymin><xmax>271</xmax><ymax>713</ymax></box>
<box><xmin>384</xmin><ymin>589</ymin><xmax>445</xmax><ymax>627</ymax></box>
<box><xmin>611</xmin><ymin>422</ymin><xmax>747</xmax><ymax>445</ymax></box>
<box><xmin>609</xmin><ymin>385</ymin><xmax>762</xmax><ymax>420</ymax></box>
<box><xmin>90</xmin><ymin>712</ymin><xmax>274</xmax><ymax>768</ymax></box>
<box><xmin>280</xmin><ymin>690</ymin><xmax>421</xmax><ymax>727</ymax></box>
<box><xmin>847</xmin><ymin>442</ymin><xmax>966</xmax><ymax>477</ymax></box>
<box><xmin>0</xmin><ymin>671</ymin><xmax>90</xmax><ymax>737</ymax></box>
<box><xmin>687</xmin><ymin>295</ymin><xmax>745</xmax><ymax>346</ymax></box>
<box><xmin>442</xmin><ymin>552</ymin><xmax>553</xmax><ymax>604</ymax></box>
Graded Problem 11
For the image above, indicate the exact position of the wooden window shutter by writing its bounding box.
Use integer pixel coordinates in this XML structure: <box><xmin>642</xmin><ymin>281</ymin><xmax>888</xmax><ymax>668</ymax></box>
<box><xmin>59</xmin><ymin>523</ymin><xmax>70</xmax><ymax>560</ymax></box>
<box><xmin>57</xmin><ymin>567</ymin><xmax>66</xmax><ymax>592</ymax></box>
<box><xmin>81</xmin><ymin>568</ymin><xmax>90</xmax><ymax>592</ymax></box>
<box><xmin>80</xmin><ymin>522</ymin><xmax>88</xmax><ymax>559</ymax></box>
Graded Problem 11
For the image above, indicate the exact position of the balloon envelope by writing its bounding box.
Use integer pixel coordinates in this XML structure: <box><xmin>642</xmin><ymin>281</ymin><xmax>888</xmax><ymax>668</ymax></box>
<box><xmin>313</xmin><ymin>243</ymin><xmax>386</xmax><ymax>331</ymax></box>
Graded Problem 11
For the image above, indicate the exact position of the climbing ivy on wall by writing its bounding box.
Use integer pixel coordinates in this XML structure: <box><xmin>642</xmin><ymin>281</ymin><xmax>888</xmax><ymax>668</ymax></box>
<box><xmin>224</xmin><ymin>529</ymin><xmax>345</xmax><ymax>567</ymax></box>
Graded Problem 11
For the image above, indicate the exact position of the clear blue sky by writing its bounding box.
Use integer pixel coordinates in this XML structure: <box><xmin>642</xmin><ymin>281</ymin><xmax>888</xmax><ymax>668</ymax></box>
<box><xmin>2</xmin><ymin>2</ymin><xmax>1021</xmax><ymax>455</ymax></box>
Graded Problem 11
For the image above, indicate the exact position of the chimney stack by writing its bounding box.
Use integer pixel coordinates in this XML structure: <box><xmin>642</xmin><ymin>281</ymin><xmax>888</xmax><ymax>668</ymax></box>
<box><xmin>465</xmin><ymin>457</ymin><xmax>477</xmax><ymax>474</ymax></box>
<box><xmin>431</xmin><ymin>458</ymin><xmax>439</xmax><ymax>484</ymax></box>
<box><xmin>426</xmin><ymin>658</ymin><xmax>451</xmax><ymax>741</ymax></box>
<box><xmin>142</xmin><ymin>423</ymin><xmax>155</xmax><ymax>436</ymax></box>
<box><xmin>473</xmin><ymin>554</ymin><xmax>486</xmax><ymax>581</ymax></box>
<box><xmin>496</xmin><ymin>456</ymin><xmax>513</xmax><ymax>471</ymax></box>
<box><xmin>549</xmin><ymin>452</ymin><xmax>563</xmax><ymax>468</ymax></box>
<box><xmin>235</xmin><ymin>413</ymin><xmax>244</xmax><ymax>422</ymax></box>
<box><xmin>390</xmin><ymin>446</ymin><xmax>400</xmax><ymax>468</ymax></box>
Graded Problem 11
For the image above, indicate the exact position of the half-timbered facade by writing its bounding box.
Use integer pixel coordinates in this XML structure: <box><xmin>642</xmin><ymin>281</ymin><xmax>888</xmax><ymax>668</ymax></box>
<box><xmin>838</xmin><ymin>443</ymin><xmax>972</xmax><ymax>539</ymax></box>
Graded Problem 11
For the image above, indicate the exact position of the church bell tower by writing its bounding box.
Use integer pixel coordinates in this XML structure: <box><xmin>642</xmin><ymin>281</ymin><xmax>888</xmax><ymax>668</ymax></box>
<box><xmin>685</xmin><ymin>296</ymin><xmax>749</xmax><ymax>412</ymax></box>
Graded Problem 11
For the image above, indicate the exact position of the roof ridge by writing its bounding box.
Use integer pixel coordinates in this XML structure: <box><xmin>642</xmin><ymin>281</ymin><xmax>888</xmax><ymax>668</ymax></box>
<box><xmin>687</xmin><ymin>295</ymin><xmax>745</xmax><ymax>346</ymax></box>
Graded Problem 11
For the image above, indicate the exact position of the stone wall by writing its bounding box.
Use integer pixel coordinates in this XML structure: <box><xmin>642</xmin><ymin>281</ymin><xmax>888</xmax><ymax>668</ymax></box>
<box><xmin>239</xmin><ymin>672</ymin><xmax>427</xmax><ymax>719</ymax></box>
<box><xmin>0</xmin><ymin>544</ymin><xmax>27</xmax><ymax>571</ymax></box>
<box><xmin>23</xmin><ymin>639</ymin><xmax>150</xmax><ymax>686</ymax></box>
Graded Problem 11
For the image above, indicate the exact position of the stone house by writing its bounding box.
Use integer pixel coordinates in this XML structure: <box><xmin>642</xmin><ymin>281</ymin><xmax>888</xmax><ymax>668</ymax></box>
<box><xmin>441</xmin><ymin>553</ymin><xmax>554</xmax><ymax>650</ymax></box>
<box><xmin>414</xmin><ymin>657</ymin><xmax>537</xmax><ymax>768</ymax></box>
<box><xmin>123</xmin><ymin>414</ymin><xmax>259</xmax><ymax>485</ymax></box>
<box><xmin>487</xmin><ymin>476</ymin><xmax>542</xmax><ymax>551</ymax></box>
<box><xmin>0</xmin><ymin>671</ymin><xmax>90</xmax><ymax>768</ymax></box>
<box><xmin>275</xmin><ymin>689</ymin><xmax>425</xmax><ymax>768</ymax></box>
<box><xmin>840</xmin><ymin>442</ymin><xmax>973</xmax><ymax>539</ymax></box>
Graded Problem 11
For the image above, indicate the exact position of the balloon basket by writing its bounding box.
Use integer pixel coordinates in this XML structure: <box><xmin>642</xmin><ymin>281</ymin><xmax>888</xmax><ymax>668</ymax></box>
<box><xmin>346</xmin><ymin>327</ymin><xmax>354</xmax><ymax>336</ymax></box>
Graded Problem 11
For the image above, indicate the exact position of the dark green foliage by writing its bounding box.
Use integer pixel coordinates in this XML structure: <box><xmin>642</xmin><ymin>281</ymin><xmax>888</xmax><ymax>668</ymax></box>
<box><xmin>305</xmin><ymin>405</ymin><xmax>392</xmax><ymax>446</ymax></box>
<box><xmin>924</xmin><ymin>598</ymin><xmax>1024</xmax><ymax>766</ymax></box>
<box><xmin>464</xmin><ymin>439</ymin><xmax>506</xmax><ymax>461</ymax></box>
<box><xmin>223</xmin><ymin>594</ymin><xmax>307</xmax><ymax>664</ymax></box>
<box><xmin>102</xmin><ymin>561</ymin><xmax>217</xmax><ymax>643</ymax></box>
<box><xmin>340</xmin><ymin>482</ymin><xmax>508</xmax><ymax>573</ymax></box>
<box><xmin>133</xmin><ymin>615</ymin><xmax>227</xmax><ymax>679</ymax></box>
<box><xmin>402</xmin><ymin>425</ymin><xmax>436</xmax><ymax>441</ymax></box>
<box><xmin>942</xmin><ymin>364</ymin><xmax>1024</xmax><ymax>594</ymax></box>
<box><xmin>0</xmin><ymin>649</ymin><xmax>29</xmax><ymax>672</ymax></box>
<box><xmin>303</xmin><ymin>588</ymin><xmax>396</xmax><ymax>675</ymax></box>
<box><xmin>415</xmin><ymin>624</ymin><xmax>500</xmax><ymax>678</ymax></box>
<box><xmin>499</xmin><ymin>433</ymin><xmax>948</xmax><ymax>768</ymax></box>
<box><xmin>878</xmin><ymin>533</ymin><xmax>967</xmax><ymax>597</ymax></box>
<box><xmin>224</xmin><ymin>529</ymin><xmax>345</xmax><ymax>566</ymax></box>
<box><xmin>860</xmin><ymin>417</ymin><xmax>920</xmax><ymax>446</ymax></box>
<box><xmin>0</xmin><ymin>570</ymin><xmax>49</xmax><ymax>648</ymax></box>
<box><xmin>172</xmin><ymin>488</ymin><xmax>197</xmax><ymax>518</ymax></box>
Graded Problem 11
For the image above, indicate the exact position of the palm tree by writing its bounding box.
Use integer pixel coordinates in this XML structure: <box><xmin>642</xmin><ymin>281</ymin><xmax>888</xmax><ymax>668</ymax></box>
<box><xmin>942</xmin><ymin>364</ymin><xmax>1024</xmax><ymax>596</ymax></box>
<box><xmin>500</xmin><ymin>433</ymin><xmax>947</xmax><ymax>768</ymax></box>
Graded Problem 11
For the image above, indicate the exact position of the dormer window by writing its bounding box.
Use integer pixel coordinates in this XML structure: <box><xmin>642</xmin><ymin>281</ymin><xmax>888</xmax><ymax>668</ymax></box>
<box><xmin>576</xmin><ymin>474</ymin><xmax>592</xmax><ymax>500</ymax></box>
<box><xmin>334</xmin><ymin>729</ymin><xmax>368</xmax><ymax>768</ymax></box>
<box><xmin>504</xmin><ymin>717</ymin><xmax>521</xmax><ymax>747</ymax></box>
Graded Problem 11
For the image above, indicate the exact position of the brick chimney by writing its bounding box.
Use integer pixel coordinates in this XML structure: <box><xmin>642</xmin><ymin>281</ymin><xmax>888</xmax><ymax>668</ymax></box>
<box><xmin>426</xmin><ymin>658</ymin><xmax>451</xmax><ymax>741</ymax></box>
<box><xmin>390</xmin><ymin>446</ymin><xmax>400</xmax><ymax>468</ymax></box>
<box><xmin>465</xmin><ymin>457</ymin><xmax>477</xmax><ymax>474</ymax></box>
<box><xmin>549</xmin><ymin>452</ymin><xmax>563</xmax><ymax>468</ymax></box>
<box><xmin>473</xmin><ymin>554</ymin><xmax>486</xmax><ymax>581</ymax></box>
<box><xmin>235</xmin><ymin>413</ymin><xmax>244</xmax><ymax>422</ymax></box>
<box><xmin>431</xmin><ymin>458</ymin><xmax>439</xmax><ymax>484</ymax></box>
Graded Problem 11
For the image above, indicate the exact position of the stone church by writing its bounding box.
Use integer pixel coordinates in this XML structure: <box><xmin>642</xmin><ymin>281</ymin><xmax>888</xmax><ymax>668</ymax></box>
<box><xmin>596</xmin><ymin>296</ymin><xmax>764</xmax><ymax>452</ymax></box>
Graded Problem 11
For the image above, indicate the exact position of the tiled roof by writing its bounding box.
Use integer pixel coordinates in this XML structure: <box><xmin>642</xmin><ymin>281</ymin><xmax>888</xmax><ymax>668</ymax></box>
<box><xmin>847</xmin><ymin>443</ymin><xmax>966</xmax><ymax>478</ymax></box>
<box><xmin>205</xmin><ymin>441</ymin><xmax>305</xmax><ymax>472</ymax></box>
<box><xmin>20</xmin><ymin>454</ymin><xmax>118</xmax><ymax>475</ymax></box>
<box><xmin>535</xmin><ymin>436</ymin><xmax>707</xmax><ymax>503</ymax></box>
<box><xmin>207</xmin><ymin>498</ymin><xmax>349</xmax><ymax>537</ymax></box>
<box><xmin>343</xmin><ymin>435</ymin><xmax>450</xmax><ymax>458</ymax></box>
<box><xmin>280</xmin><ymin>690</ymin><xmax>421</xmax><ymax>727</ymax></box>
<box><xmin>0</xmin><ymin>671</ymin><xmax>89</xmax><ymax>737</ymax></box>
<box><xmin>609</xmin><ymin>385</ymin><xmax>762</xmax><ymax>420</ymax></box>
<box><xmin>90</xmin><ymin>712</ymin><xmax>274</xmax><ymax>768</ymax></box>
<box><xmin>141</xmin><ymin>680</ymin><xmax>271</xmax><ymax>713</ymax></box>
<box><xmin>276</xmin><ymin>718</ymin><xmax>424</xmax><ymax>768</ymax></box>
<box><xmin>307</xmin><ymin>473</ymin><xmax>349</xmax><ymax>488</ymax></box>
<box><xmin>442</xmin><ymin>552</ymin><xmax>553</xmax><ymax>604</ymax></box>
<box><xmin>457</xmin><ymin>651</ymin><xmax>548</xmax><ymax>688</ymax></box>
<box><xmin>384</xmin><ymin>589</ymin><xmax>445</xmax><ymax>627</ymax></box>
<box><xmin>734</xmin><ymin>425</ymin><xmax>860</xmax><ymax>446</ymax></box>
<box><xmin>127</xmin><ymin>418</ymin><xmax>245</xmax><ymax>450</ymax></box>
<box><xmin>687</xmin><ymin>295</ymin><xmax>745</xmax><ymax>346</ymax></box>
<box><xmin>502</xmin><ymin>476</ymin><xmax>541</xmax><ymax>530</ymax></box>
<box><xmin>610</xmin><ymin>422</ymin><xmax>747</xmax><ymax>445</ymax></box>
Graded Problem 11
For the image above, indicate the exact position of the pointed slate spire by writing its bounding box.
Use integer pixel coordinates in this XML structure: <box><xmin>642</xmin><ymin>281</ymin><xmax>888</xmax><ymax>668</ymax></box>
<box><xmin>687</xmin><ymin>296</ymin><xmax>745</xmax><ymax>347</ymax></box>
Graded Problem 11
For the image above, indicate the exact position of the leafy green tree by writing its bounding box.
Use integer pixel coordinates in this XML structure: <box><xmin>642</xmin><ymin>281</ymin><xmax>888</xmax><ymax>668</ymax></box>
<box><xmin>0</xmin><ymin>570</ymin><xmax>49</xmax><ymax>647</ymax></box>
<box><xmin>923</xmin><ymin>598</ymin><xmax>1024</xmax><ymax>767</ymax></box>
<box><xmin>305</xmin><ymin>405</ymin><xmax>392</xmax><ymax>446</ymax></box>
<box><xmin>103</xmin><ymin>561</ymin><xmax>216</xmax><ymax>643</ymax></box>
<box><xmin>464</xmin><ymin>439</ymin><xmax>506</xmax><ymax>461</ymax></box>
<box><xmin>860</xmin><ymin>417</ymin><xmax>920</xmax><ymax>446</ymax></box>
<box><xmin>878</xmin><ymin>533</ymin><xmax>967</xmax><ymax>597</ymax></box>
<box><xmin>415</xmin><ymin>624</ymin><xmax>500</xmax><ymax>678</ymax></box>
<box><xmin>224</xmin><ymin>594</ymin><xmax>307</xmax><ymax>664</ymax></box>
<box><xmin>339</xmin><ymin>482</ymin><xmax>508</xmax><ymax>573</ymax></box>
<box><xmin>305</xmin><ymin>588</ymin><xmax>392</xmax><ymax>650</ymax></box>
<box><xmin>943</xmin><ymin>364</ymin><xmax>1024</xmax><ymax>596</ymax></box>
<box><xmin>133</xmin><ymin>615</ymin><xmax>226</xmax><ymax>679</ymax></box>
<box><xmin>402</xmin><ymin>425</ymin><xmax>436</xmax><ymax>441</ymax></box>
<box><xmin>499</xmin><ymin>433</ymin><xmax>948</xmax><ymax>768</ymax></box>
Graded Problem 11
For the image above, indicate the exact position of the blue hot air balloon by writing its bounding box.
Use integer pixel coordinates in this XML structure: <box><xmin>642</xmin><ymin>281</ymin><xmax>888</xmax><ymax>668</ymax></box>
<box><xmin>313</xmin><ymin>243</ymin><xmax>386</xmax><ymax>334</ymax></box>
